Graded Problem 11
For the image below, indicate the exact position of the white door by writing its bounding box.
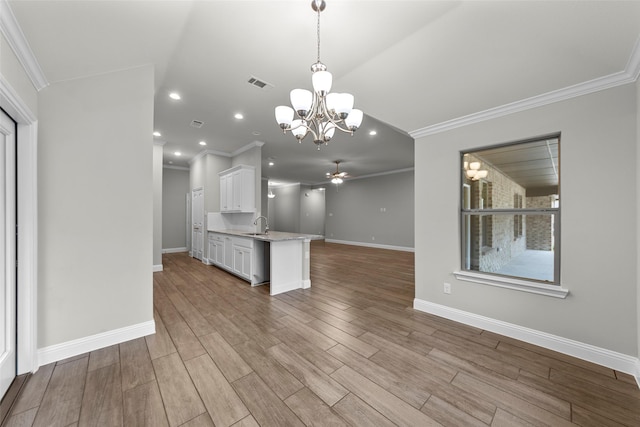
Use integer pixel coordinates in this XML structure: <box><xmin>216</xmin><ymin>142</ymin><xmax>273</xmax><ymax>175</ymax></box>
<box><xmin>0</xmin><ymin>109</ymin><xmax>17</xmax><ymax>398</ymax></box>
<box><xmin>191</xmin><ymin>188</ymin><xmax>204</xmax><ymax>260</ymax></box>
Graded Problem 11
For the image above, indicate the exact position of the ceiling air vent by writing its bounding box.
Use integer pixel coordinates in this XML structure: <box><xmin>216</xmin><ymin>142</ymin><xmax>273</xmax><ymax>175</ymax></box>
<box><xmin>247</xmin><ymin>75</ymin><xmax>274</xmax><ymax>90</ymax></box>
<box><xmin>190</xmin><ymin>120</ymin><xmax>204</xmax><ymax>128</ymax></box>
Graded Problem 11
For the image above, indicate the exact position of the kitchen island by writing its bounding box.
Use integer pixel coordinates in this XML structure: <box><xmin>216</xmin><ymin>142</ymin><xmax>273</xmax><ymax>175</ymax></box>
<box><xmin>207</xmin><ymin>229</ymin><xmax>323</xmax><ymax>296</ymax></box>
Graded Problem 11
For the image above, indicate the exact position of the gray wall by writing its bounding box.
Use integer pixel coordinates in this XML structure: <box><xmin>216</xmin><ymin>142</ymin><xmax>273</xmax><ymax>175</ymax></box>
<box><xmin>415</xmin><ymin>83</ymin><xmax>637</xmax><ymax>356</ymax></box>
<box><xmin>189</xmin><ymin>153</ymin><xmax>231</xmax><ymax>215</ymax></box>
<box><xmin>163</xmin><ymin>167</ymin><xmax>189</xmax><ymax>250</ymax></box>
<box><xmin>325</xmin><ymin>170</ymin><xmax>415</xmax><ymax>250</ymax></box>
<box><xmin>300</xmin><ymin>186</ymin><xmax>325</xmax><ymax>236</ymax></box>
<box><xmin>271</xmin><ymin>184</ymin><xmax>301</xmax><ymax>233</ymax></box>
<box><xmin>38</xmin><ymin>65</ymin><xmax>154</xmax><ymax>348</ymax></box>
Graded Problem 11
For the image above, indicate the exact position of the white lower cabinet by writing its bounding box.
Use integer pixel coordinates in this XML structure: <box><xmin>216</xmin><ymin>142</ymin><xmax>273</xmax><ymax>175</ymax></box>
<box><xmin>223</xmin><ymin>236</ymin><xmax>233</xmax><ymax>270</ymax></box>
<box><xmin>233</xmin><ymin>245</ymin><xmax>252</xmax><ymax>281</ymax></box>
<box><xmin>208</xmin><ymin>232</ymin><xmax>266</xmax><ymax>285</ymax></box>
<box><xmin>208</xmin><ymin>233</ymin><xmax>224</xmax><ymax>266</ymax></box>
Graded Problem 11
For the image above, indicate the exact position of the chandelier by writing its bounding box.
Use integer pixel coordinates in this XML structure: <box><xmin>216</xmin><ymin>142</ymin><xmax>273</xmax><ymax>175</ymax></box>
<box><xmin>464</xmin><ymin>161</ymin><xmax>488</xmax><ymax>181</ymax></box>
<box><xmin>275</xmin><ymin>0</ymin><xmax>363</xmax><ymax>149</ymax></box>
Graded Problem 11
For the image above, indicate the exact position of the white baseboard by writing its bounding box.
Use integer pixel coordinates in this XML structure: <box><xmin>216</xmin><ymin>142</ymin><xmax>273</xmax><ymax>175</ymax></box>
<box><xmin>324</xmin><ymin>239</ymin><xmax>414</xmax><ymax>252</ymax></box>
<box><xmin>413</xmin><ymin>298</ymin><xmax>640</xmax><ymax>384</ymax></box>
<box><xmin>38</xmin><ymin>320</ymin><xmax>156</xmax><ymax>366</ymax></box>
<box><xmin>162</xmin><ymin>247</ymin><xmax>188</xmax><ymax>254</ymax></box>
<box><xmin>37</xmin><ymin>320</ymin><xmax>156</xmax><ymax>367</ymax></box>
<box><xmin>153</xmin><ymin>264</ymin><xmax>163</xmax><ymax>272</ymax></box>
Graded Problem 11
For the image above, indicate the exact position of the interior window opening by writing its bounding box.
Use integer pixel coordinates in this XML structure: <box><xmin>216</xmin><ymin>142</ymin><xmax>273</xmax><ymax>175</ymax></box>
<box><xmin>461</xmin><ymin>135</ymin><xmax>560</xmax><ymax>285</ymax></box>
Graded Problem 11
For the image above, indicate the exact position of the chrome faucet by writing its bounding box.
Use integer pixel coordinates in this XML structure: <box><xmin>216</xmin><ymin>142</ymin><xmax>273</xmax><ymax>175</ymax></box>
<box><xmin>254</xmin><ymin>216</ymin><xmax>269</xmax><ymax>234</ymax></box>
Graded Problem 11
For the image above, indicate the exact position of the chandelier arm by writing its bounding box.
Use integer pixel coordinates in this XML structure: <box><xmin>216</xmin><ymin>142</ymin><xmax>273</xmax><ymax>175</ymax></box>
<box><xmin>310</xmin><ymin>94</ymin><xmax>321</xmax><ymax>120</ymax></box>
<box><xmin>328</xmin><ymin>122</ymin><xmax>354</xmax><ymax>135</ymax></box>
<box><xmin>290</xmin><ymin>120</ymin><xmax>318</xmax><ymax>141</ymax></box>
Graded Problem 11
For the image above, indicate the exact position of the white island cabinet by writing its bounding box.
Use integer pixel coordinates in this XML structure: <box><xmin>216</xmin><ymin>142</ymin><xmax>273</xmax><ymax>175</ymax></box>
<box><xmin>207</xmin><ymin>229</ymin><xmax>323</xmax><ymax>295</ymax></box>
<box><xmin>207</xmin><ymin>232</ymin><xmax>266</xmax><ymax>285</ymax></box>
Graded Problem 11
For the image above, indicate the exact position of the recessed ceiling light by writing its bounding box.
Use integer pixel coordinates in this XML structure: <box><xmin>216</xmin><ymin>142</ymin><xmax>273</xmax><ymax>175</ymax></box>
<box><xmin>234</xmin><ymin>113</ymin><xmax>244</xmax><ymax>120</ymax></box>
<box><xmin>174</xmin><ymin>151</ymin><xmax>182</xmax><ymax>156</ymax></box>
<box><xmin>268</xmin><ymin>161</ymin><xmax>274</xmax><ymax>166</ymax></box>
<box><xmin>153</xmin><ymin>131</ymin><xmax>161</xmax><ymax>137</ymax></box>
<box><xmin>169</xmin><ymin>92</ymin><xmax>181</xmax><ymax>100</ymax></box>
<box><xmin>369</xmin><ymin>130</ymin><xmax>377</xmax><ymax>136</ymax></box>
<box><xmin>199</xmin><ymin>141</ymin><xmax>207</xmax><ymax>146</ymax></box>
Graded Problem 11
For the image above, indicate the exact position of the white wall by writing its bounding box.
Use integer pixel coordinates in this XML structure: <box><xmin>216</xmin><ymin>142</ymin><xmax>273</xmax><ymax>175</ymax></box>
<box><xmin>163</xmin><ymin>167</ymin><xmax>189</xmax><ymax>250</ymax></box>
<box><xmin>37</xmin><ymin>65</ymin><xmax>154</xmax><ymax>348</ymax></box>
<box><xmin>415</xmin><ymin>84</ymin><xmax>637</xmax><ymax>356</ymax></box>
<box><xmin>325</xmin><ymin>171</ymin><xmax>414</xmax><ymax>250</ymax></box>
<box><xmin>153</xmin><ymin>143</ymin><xmax>163</xmax><ymax>268</ymax></box>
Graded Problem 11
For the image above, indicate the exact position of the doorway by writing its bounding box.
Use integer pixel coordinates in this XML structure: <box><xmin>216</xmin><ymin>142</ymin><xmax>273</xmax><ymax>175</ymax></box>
<box><xmin>191</xmin><ymin>188</ymin><xmax>204</xmax><ymax>260</ymax></box>
<box><xmin>0</xmin><ymin>108</ymin><xmax>17</xmax><ymax>399</ymax></box>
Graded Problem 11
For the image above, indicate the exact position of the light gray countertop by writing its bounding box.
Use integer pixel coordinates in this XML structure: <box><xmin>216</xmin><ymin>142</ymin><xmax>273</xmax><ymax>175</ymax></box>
<box><xmin>209</xmin><ymin>229</ymin><xmax>324</xmax><ymax>242</ymax></box>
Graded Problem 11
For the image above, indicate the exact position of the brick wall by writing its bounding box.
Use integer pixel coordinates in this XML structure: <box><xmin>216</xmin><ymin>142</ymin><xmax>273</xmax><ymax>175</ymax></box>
<box><xmin>526</xmin><ymin>196</ymin><xmax>555</xmax><ymax>250</ymax></box>
<box><xmin>464</xmin><ymin>155</ymin><xmax>526</xmax><ymax>273</ymax></box>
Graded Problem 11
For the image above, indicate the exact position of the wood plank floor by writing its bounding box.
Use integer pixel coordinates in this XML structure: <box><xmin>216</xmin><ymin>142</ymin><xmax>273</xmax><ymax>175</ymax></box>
<box><xmin>3</xmin><ymin>241</ymin><xmax>639</xmax><ymax>426</ymax></box>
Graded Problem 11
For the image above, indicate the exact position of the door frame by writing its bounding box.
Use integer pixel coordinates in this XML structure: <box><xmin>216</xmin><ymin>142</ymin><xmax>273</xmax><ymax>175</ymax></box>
<box><xmin>0</xmin><ymin>76</ymin><xmax>38</xmax><ymax>375</ymax></box>
<box><xmin>191</xmin><ymin>187</ymin><xmax>204</xmax><ymax>260</ymax></box>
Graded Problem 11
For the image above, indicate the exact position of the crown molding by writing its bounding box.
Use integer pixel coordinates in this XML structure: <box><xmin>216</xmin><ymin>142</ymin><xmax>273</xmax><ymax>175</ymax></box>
<box><xmin>410</xmin><ymin>36</ymin><xmax>640</xmax><ymax>139</ymax></box>
<box><xmin>189</xmin><ymin>148</ymin><xmax>230</xmax><ymax>165</ymax></box>
<box><xmin>189</xmin><ymin>141</ymin><xmax>265</xmax><ymax>165</ymax></box>
<box><xmin>232</xmin><ymin>140</ymin><xmax>264</xmax><ymax>157</ymax></box>
<box><xmin>0</xmin><ymin>71</ymin><xmax>36</xmax><ymax>122</ymax></box>
<box><xmin>163</xmin><ymin>164</ymin><xmax>189</xmax><ymax>171</ymax></box>
<box><xmin>625</xmin><ymin>36</ymin><xmax>640</xmax><ymax>81</ymax></box>
<box><xmin>310</xmin><ymin>167</ymin><xmax>414</xmax><ymax>186</ymax></box>
<box><xmin>0</xmin><ymin>0</ymin><xmax>48</xmax><ymax>91</ymax></box>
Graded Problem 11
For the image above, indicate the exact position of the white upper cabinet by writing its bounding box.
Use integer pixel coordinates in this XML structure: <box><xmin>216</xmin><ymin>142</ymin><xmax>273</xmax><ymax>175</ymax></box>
<box><xmin>219</xmin><ymin>165</ymin><xmax>255</xmax><ymax>213</ymax></box>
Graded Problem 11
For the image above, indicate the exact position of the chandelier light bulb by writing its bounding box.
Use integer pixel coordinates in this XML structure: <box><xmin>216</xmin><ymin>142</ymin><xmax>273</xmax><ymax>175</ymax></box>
<box><xmin>475</xmin><ymin>170</ymin><xmax>488</xmax><ymax>179</ymax></box>
<box><xmin>312</xmin><ymin>70</ymin><xmax>332</xmax><ymax>95</ymax></box>
<box><xmin>331</xmin><ymin>177</ymin><xmax>343</xmax><ymax>184</ymax></box>
<box><xmin>470</xmin><ymin>162</ymin><xmax>481</xmax><ymax>170</ymax></box>
<box><xmin>290</xmin><ymin>89</ymin><xmax>313</xmax><ymax>117</ymax></box>
<box><xmin>334</xmin><ymin>93</ymin><xmax>354</xmax><ymax>118</ymax></box>
<box><xmin>466</xmin><ymin>170</ymin><xmax>477</xmax><ymax>179</ymax></box>
<box><xmin>345</xmin><ymin>109</ymin><xmax>363</xmax><ymax>131</ymax></box>
<box><xmin>325</xmin><ymin>92</ymin><xmax>339</xmax><ymax>114</ymax></box>
<box><xmin>275</xmin><ymin>106</ymin><xmax>294</xmax><ymax>129</ymax></box>
<box><xmin>291</xmin><ymin>119</ymin><xmax>308</xmax><ymax>140</ymax></box>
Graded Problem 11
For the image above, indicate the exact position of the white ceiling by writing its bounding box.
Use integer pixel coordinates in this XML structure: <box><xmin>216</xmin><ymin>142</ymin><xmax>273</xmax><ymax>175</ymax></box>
<box><xmin>7</xmin><ymin>0</ymin><xmax>640</xmax><ymax>185</ymax></box>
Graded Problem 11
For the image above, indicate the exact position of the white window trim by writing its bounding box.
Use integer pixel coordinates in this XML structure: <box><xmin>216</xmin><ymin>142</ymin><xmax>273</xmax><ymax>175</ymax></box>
<box><xmin>453</xmin><ymin>270</ymin><xmax>569</xmax><ymax>299</ymax></box>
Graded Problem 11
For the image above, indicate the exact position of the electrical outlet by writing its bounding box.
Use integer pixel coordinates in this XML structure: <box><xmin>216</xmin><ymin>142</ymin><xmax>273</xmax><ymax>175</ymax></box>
<box><xmin>443</xmin><ymin>282</ymin><xmax>451</xmax><ymax>294</ymax></box>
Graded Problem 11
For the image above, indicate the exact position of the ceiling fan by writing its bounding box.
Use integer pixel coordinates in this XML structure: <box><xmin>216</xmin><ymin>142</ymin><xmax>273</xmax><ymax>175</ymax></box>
<box><xmin>326</xmin><ymin>160</ymin><xmax>349</xmax><ymax>184</ymax></box>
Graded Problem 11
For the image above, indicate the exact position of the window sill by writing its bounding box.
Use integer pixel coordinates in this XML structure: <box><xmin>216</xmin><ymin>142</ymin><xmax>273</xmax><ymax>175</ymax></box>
<box><xmin>453</xmin><ymin>271</ymin><xmax>569</xmax><ymax>299</ymax></box>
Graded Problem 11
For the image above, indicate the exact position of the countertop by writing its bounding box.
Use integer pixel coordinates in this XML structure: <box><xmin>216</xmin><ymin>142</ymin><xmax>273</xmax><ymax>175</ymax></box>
<box><xmin>209</xmin><ymin>229</ymin><xmax>324</xmax><ymax>242</ymax></box>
